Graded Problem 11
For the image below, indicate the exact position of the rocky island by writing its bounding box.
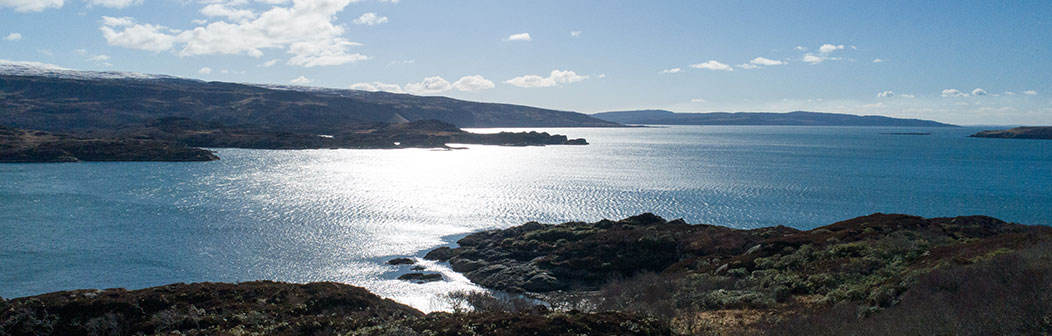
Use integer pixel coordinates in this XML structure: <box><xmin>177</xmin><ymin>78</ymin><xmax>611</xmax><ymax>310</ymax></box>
<box><xmin>970</xmin><ymin>126</ymin><xmax>1052</xmax><ymax>139</ymax></box>
<box><xmin>0</xmin><ymin>126</ymin><xmax>218</xmax><ymax>162</ymax></box>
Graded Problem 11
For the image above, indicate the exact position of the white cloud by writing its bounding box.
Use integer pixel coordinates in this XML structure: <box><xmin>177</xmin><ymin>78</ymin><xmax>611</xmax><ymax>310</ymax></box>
<box><xmin>4</xmin><ymin>33</ymin><xmax>20</xmax><ymax>41</ymax></box>
<box><xmin>100</xmin><ymin>17</ymin><xmax>181</xmax><ymax>52</ymax></box>
<box><xmin>570</xmin><ymin>31</ymin><xmax>582</xmax><ymax>37</ymax></box>
<box><xmin>100</xmin><ymin>0</ymin><xmax>370</xmax><ymax>67</ymax></box>
<box><xmin>690</xmin><ymin>98</ymin><xmax>706</xmax><ymax>103</ymax></box>
<box><xmin>198</xmin><ymin>67</ymin><xmax>212</xmax><ymax>74</ymax></box>
<box><xmin>737</xmin><ymin>63</ymin><xmax>759</xmax><ymax>70</ymax></box>
<box><xmin>1004</xmin><ymin>91</ymin><xmax>1016</xmax><ymax>96</ymax></box>
<box><xmin>0</xmin><ymin>0</ymin><xmax>63</xmax><ymax>12</ymax></box>
<box><xmin>802</xmin><ymin>53</ymin><xmax>841</xmax><ymax>64</ymax></box>
<box><xmin>505</xmin><ymin>69</ymin><xmax>588</xmax><ymax>88</ymax></box>
<box><xmin>872</xmin><ymin>58</ymin><xmax>884</xmax><ymax>63</ymax></box>
<box><xmin>200</xmin><ymin>3</ymin><xmax>257</xmax><ymax>21</ymax></box>
<box><xmin>901</xmin><ymin>94</ymin><xmax>915</xmax><ymax>98</ymax></box>
<box><xmin>942</xmin><ymin>89</ymin><xmax>968</xmax><ymax>97</ymax></box>
<box><xmin>1024</xmin><ymin>90</ymin><xmax>1038</xmax><ymax>95</ymax></box>
<box><xmin>971</xmin><ymin>88</ymin><xmax>988</xmax><ymax>96</ymax></box>
<box><xmin>87</xmin><ymin>54</ymin><xmax>109</xmax><ymax>62</ymax></box>
<box><xmin>405</xmin><ymin>76</ymin><xmax>453</xmax><ymax>94</ymax></box>
<box><xmin>750</xmin><ymin>57</ymin><xmax>786</xmax><ymax>66</ymax></box>
<box><xmin>794</xmin><ymin>46</ymin><xmax>807</xmax><ymax>51</ymax></box>
<box><xmin>506</xmin><ymin>33</ymin><xmax>531</xmax><ymax>41</ymax></box>
<box><xmin>290</xmin><ymin>75</ymin><xmax>312</xmax><ymax>84</ymax></box>
<box><xmin>877</xmin><ymin>90</ymin><xmax>895</xmax><ymax>98</ymax></box>
<box><xmin>353</xmin><ymin>12</ymin><xmax>387</xmax><ymax>25</ymax></box>
<box><xmin>660</xmin><ymin>67</ymin><xmax>682</xmax><ymax>74</ymax></box>
<box><xmin>73</xmin><ymin>49</ymin><xmax>88</xmax><ymax>55</ymax></box>
<box><xmin>88</xmin><ymin>0</ymin><xmax>142</xmax><ymax>9</ymax></box>
<box><xmin>452</xmin><ymin>75</ymin><xmax>494</xmax><ymax>92</ymax></box>
<box><xmin>261</xmin><ymin>59</ymin><xmax>279</xmax><ymax>67</ymax></box>
<box><xmin>819</xmin><ymin>43</ymin><xmax>844</xmax><ymax>53</ymax></box>
<box><xmin>689</xmin><ymin>60</ymin><xmax>733</xmax><ymax>71</ymax></box>
<box><xmin>349</xmin><ymin>82</ymin><xmax>404</xmax><ymax>93</ymax></box>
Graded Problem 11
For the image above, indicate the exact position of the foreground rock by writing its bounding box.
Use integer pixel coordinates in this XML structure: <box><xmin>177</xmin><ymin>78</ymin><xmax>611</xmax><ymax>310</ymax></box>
<box><xmin>428</xmin><ymin>213</ymin><xmax>1052</xmax><ymax>334</ymax></box>
<box><xmin>0</xmin><ymin>281</ymin><xmax>671</xmax><ymax>336</ymax></box>
<box><xmin>970</xmin><ymin>126</ymin><xmax>1052</xmax><ymax>139</ymax></box>
<box><xmin>0</xmin><ymin>126</ymin><xmax>218</xmax><ymax>163</ymax></box>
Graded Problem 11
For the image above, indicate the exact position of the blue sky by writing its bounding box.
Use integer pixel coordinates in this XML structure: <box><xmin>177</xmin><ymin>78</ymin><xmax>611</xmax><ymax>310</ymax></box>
<box><xmin>1</xmin><ymin>0</ymin><xmax>1050</xmax><ymax>125</ymax></box>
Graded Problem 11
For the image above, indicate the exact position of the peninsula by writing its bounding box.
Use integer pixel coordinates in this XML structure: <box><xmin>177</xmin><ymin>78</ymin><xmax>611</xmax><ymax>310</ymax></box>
<box><xmin>970</xmin><ymin>126</ymin><xmax>1052</xmax><ymax>139</ymax></box>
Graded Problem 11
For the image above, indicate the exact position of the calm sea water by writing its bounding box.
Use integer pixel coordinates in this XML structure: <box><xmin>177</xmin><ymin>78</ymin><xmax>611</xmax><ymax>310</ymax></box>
<box><xmin>2</xmin><ymin>126</ymin><xmax>1050</xmax><ymax>310</ymax></box>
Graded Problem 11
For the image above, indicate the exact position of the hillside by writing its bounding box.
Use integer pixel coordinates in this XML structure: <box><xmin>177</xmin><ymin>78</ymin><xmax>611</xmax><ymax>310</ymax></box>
<box><xmin>592</xmin><ymin>110</ymin><xmax>955</xmax><ymax>127</ymax></box>
<box><xmin>0</xmin><ymin>63</ymin><xmax>619</xmax><ymax>132</ymax></box>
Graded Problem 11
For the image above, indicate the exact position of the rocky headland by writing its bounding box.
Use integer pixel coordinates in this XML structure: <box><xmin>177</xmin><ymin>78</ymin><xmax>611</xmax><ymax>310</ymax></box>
<box><xmin>0</xmin><ymin>126</ymin><xmax>218</xmax><ymax>163</ymax></box>
<box><xmin>424</xmin><ymin>213</ymin><xmax>1052</xmax><ymax>334</ymax></box>
<box><xmin>970</xmin><ymin>126</ymin><xmax>1052</xmax><ymax>139</ymax></box>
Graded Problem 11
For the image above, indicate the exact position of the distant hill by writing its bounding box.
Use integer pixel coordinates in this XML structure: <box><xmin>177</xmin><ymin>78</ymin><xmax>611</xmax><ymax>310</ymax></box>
<box><xmin>970</xmin><ymin>126</ymin><xmax>1052</xmax><ymax>139</ymax></box>
<box><xmin>592</xmin><ymin>110</ymin><xmax>956</xmax><ymax>127</ymax></box>
<box><xmin>0</xmin><ymin>62</ymin><xmax>619</xmax><ymax>132</ymax></box>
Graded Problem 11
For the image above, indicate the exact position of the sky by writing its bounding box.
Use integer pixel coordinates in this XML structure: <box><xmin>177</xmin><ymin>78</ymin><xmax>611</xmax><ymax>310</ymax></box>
<box><xmin>1</xmin><ymin>0</ymin><xmax>1051</xmax><ymax>125</ymax></box>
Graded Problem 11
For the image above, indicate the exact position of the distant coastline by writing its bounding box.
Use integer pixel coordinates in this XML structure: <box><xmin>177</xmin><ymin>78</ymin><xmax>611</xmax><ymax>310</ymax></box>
<box><xmin>592</xmin><ymin>110</ymin><xmax>956</xmax><ymax>127</ymax></box>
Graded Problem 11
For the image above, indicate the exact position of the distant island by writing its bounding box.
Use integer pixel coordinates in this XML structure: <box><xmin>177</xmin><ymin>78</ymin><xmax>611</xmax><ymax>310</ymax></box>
<box><xmin>970</xmin><ymin>126</ymin><xmax>1052</xmax><ymax>139</ymax></box>
<box><xmin>592</xmin><ymin>110</ymin><xmax>956</xmax><ymax>127</ymax></box>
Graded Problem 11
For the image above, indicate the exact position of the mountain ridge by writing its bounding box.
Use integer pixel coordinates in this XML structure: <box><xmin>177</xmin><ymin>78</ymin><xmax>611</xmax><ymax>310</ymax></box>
<box><xmin>592</xmin><ymin>109</ymin><xmax>956</xmax><ymax>127</ymax></box>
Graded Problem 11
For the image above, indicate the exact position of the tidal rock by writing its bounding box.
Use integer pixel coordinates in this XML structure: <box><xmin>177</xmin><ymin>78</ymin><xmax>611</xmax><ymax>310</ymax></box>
<box><xmin>397</xmin><ymin>273</ymin><xmax>443</xmax><ymax>283</ymax></box>
<box><xmin>387</xmin><ymin>257</ymin><xmax>415</xmax><ymax>265</ymax></box>
<box><xmin>423</xmin><ymin>247</ymin><xmax>453</xmax><ymax>261</ymax></box>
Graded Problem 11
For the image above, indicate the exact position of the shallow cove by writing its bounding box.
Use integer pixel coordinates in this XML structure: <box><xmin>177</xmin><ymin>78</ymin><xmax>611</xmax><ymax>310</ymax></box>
<box><xmin>2</xmin><ymin>125</ymin><xmax>1050</xmax><ymax>311</ymax></box>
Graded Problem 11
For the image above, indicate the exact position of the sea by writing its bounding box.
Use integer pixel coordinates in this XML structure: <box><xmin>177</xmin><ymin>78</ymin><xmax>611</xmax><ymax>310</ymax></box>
<box><xmin>2</xmin><ymin>125</ymin><xmax>1050</xmax><ymax>310</ymax></box>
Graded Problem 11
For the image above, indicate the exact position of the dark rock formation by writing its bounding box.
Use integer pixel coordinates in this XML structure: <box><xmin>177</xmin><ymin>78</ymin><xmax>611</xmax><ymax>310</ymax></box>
<box><xmin>0</xmin><ymin>126</ymin><xmax>218</xmax><ymax>162</ymax></box>
<box><xmin>970</xmin><ymin>126</ymin><xmax>1052</xmax><ymax>139</ymax></box>
<box><xmin>397</xmin><ymin>273</ymin><xmax>444</xmax><ymax>283</ymax></box>
<box><xmin>387</xmin><ymin>258</ymin><xmax>416</xmax><ymax>265</ymax></box>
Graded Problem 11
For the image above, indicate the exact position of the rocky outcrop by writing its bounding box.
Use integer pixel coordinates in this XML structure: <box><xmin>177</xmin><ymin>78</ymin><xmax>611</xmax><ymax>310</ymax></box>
<box><xmin>427</xmin><ymin>213</ymin><xmax>1048</xmax><ymax>294</ymax></box>
<box><xmin>0</xmin><ymin>126</ymin><xmax>218</xmax><ymax>163</ymax></box>
<box><xmin>970</xmin><ymin>126</ymin><xmax>1052</xmax><ymax>139</ymax></box>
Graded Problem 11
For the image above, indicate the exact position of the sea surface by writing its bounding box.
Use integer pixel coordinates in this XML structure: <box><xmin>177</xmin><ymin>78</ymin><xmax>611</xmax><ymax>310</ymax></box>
<box><xmin>2</xmin><ymin>126</ymin><xmax>1051</xmax><ymax>310</ymax></box>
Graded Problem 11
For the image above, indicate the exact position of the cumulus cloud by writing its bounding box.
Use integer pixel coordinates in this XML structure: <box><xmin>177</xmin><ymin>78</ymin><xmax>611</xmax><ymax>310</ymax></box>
<box><xmin>689</xmin><ymin>60</ymin><xmax>733</xmax><ymax>71</ymax></box>
<box><xmin>505</xmin><ymin>69</ymin><xmax>588</xmax><ymax>88</ymax></box>
<box><xmin>452</xmin><ymin>75</ymin><xmax>494</xmax><ymax>92</ymax></box>
<box><xmin>99</xmin><ymin>0</ymin><xmax>369</xmax><ymax>67</ymax></box>
<box><xmin>4</xmin><ymin>33</ymin><xmax>20</xmax><ymax>41</ymax></box>
<box><xmin>289</xmin><ymin>75</ymin><xmax>312</xmax><ymax>84</ymax></box>
<box><xmin>200</xmin><ymin>3</ymin><xmax>256</xmax><ymax>21</ymax></box>
<box><xmin>261</xmin><ymin>59</ymin><xmax>279</xmax><ymax>67</ymax></box>
<box><xmin>794</xmin><ymin>46</ymin><xmax>807</xmax><ymax>51</ymax></box>
<box><xmin>737</xmin><ymin>63</ymin><xmax>759</xmax><ymax>70</ymax></box>
<box><xmin>877</xmin><ymin>90</ymin><xmax>895</xmax><ymax>98</ymax></box>
<box><xmin>353</xmin><ymin>12</ymin><xmax>387</xmax><ymax>25</ymax></box>
<box><xmin>1024</xmin><ymin>90</ymin><xmax>1038</xmax><ymax>95</ymax></box>
<box><xmin>750</xmin><ymin>57</ymin><xmax>786</xmax><ymax>66</ymax></box>
<box><xmin>942</xmin><ymin>89</ymin><xmax>968</xmax><ymax>97</ymax></box>
<box><xmin>660</xmin><ymin>67</ymin><xmax>682</xmax><ymax>74</ymax></box>
<box><xmin>971</xmin><ymin>88</ymin><xmax>988</xmax><ymax>96</ymax></box>
<box><xmin>0</xmin><ymin>0</ymin><xmax>63</xmax><ymax>12</ymax></box>
<box><xmin>506</xmin><ymin>33</ymin><xmax>531</xmax><ymax>41</ymax></box>
<box><xmin>405</xmin><ymin>76</ymin><xmax>453</xmax><ymax>94</ymax></box>
<box><xmin>88</xmin><ymin>0</ymin><xmax>142</xmax><ymax>9</ymax></box>
<box><xmin>198</xmin><ymin>67</ymin><xmax>212</xmax><ymax>74</ymax></box>
<box><xmin>819</xmin><ymin>43</ymin><xmax>844</xmax><ymax>53</ymax></box>
<box><xmin>570</xmin><ymin>31</ymin><xmax>582</xmax><ymax>37</ymax></box>
<box><xmin>349</xmin><ymin>81</ymin><xmax>404</xmax><ymax>93</ymax></box>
